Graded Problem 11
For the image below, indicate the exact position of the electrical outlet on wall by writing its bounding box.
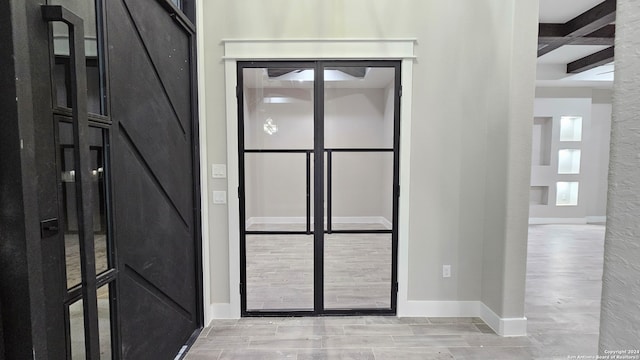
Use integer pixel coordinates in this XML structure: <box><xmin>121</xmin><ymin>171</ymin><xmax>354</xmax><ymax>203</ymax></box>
<box><xmin>443</xmin><ymin>265</ymin><xmax>451</xmax><ymax>278</ymax></box>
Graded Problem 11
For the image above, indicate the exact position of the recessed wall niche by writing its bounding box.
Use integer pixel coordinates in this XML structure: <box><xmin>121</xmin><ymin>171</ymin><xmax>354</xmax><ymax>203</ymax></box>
<box><xmin>558</xmin><ymin>149</ymin><xmax>581</xmax><ymax>174</ymax></box>
<box><xmin>560</xmin><ymin>116</ymin><xmax>583</xmax><ymax>142</ymax></box>
<box><xmin>556</xmin><ymin>181</ymin><xmax>579</xmax><ymax>206</ymax></box>
<box><xmin>530</xmin><ymin>186</ymin><xmax>549</xmax><ymax>205</ymax></box>
<box><xmin>532</xmin><ymin>117</ymin><xmax>552</xmax><ymax>166</ymax></box>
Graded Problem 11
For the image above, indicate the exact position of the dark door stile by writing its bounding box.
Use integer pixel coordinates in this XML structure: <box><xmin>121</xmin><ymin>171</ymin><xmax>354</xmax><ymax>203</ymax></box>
<box><xmin>237</xmin><ymin>61</ymin><xmax>401</xmax><ymax>317</ymax></box>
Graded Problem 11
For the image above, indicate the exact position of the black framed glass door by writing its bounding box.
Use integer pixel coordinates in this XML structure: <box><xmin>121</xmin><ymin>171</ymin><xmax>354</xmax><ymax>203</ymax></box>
<box><xmin>44</xmin><ymin>3</ymin><xmax>119</xmax><ymax>358</ymax></box>
<box><xmin>238</xmin><ymin>61</ymin><xmax>401</xmax><ymax>316</ymax></box>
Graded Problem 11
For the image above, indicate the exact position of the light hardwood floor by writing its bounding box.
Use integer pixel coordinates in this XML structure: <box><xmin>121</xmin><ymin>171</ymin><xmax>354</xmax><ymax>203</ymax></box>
<box><xmin>186</xmin><ymin>224</ymin><xmax>606</xmax><ymax>359</ymax></box>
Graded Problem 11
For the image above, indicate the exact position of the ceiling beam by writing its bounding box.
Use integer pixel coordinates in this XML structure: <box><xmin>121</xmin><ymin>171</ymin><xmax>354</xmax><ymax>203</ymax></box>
<box><xmin>539</xmin><ymin>24</ymin><xmax>615</xmax><ymax>46</ymax></box>
<box><xmin>538</xmin><ymin>0</ymin><xmax>616</xmax><ymax>57</ymax></box>
<box><xmin>539</xmin><ymin>37</ymin><xmax>614</xmax><ymax>46</ymax></box>
<box><xmin>538</xmin><ymin>23</ymin><xmax>565</xmax><ymax>37</ymax></box>
<box><xmin>566</xmin><ymin>46</ymin><xmax>615</xmax><ymax>73</ymax></box>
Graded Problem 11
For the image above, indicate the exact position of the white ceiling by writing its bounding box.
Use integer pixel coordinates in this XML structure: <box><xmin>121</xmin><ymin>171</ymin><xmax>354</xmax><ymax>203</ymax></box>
<box><xmin>539</xmin><ymin>0</ymin><xmax>604</xmax><ymax>23</ymax></box>
<box><xmin>537</xmin><ymin>0</ymin><xmax>614</xmax><ymax>88</ymax></box>
<box><xmin>537</xmin><ymin>45</ymin><xmax>610</xmax><ymax>64</ymax></box>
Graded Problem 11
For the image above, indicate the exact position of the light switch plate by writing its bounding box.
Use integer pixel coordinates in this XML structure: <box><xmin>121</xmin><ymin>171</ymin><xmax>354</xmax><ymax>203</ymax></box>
<box><xmin>213</xmin><ymin>191</ymin><xmax>227</xmax><ymax>204</ymax></box>
<box><xmin>212</xmin><ymin>164</ymin><xmax>227</xmax><ymax>178</ymax></box>
<box><xmin>443</xmin><ymin>265</ymin><xmax>451</xmax><ymax>278</ymax></box>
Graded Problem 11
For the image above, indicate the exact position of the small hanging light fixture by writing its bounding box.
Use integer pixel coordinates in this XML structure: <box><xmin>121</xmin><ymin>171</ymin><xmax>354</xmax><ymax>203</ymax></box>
<box><xmin>263</xmin><ymin>117</ymin><xmax>278</xmax><ymax>135</ymax></box>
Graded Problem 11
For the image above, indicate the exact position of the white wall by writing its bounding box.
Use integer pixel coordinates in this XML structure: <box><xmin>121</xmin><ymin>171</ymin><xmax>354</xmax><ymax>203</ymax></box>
<box><xmin>588</xmin><ymin>101</ymin><xmax>612</xmax><ymax>218</ymax></box>
<box><xmin>599</xmin><ymin>0</ymin><xmax>640</xmax><ymax>350</ymax></box>
<box><xmin>530</xmin><ymin>89</ymin><xmax>612</xmax><ymax>222</ymax></box>
<box><xmin>199</xmin><ymin>0</ymin><xmax>538</xmax><ymax>332</ymax></box>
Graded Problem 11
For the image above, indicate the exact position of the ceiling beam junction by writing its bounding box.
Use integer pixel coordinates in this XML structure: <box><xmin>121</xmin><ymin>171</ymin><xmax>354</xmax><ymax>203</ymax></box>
<box><xmin>537</xmin><ymin>0</ymin><xmax>616</xmax><ymax>57</ymax></box>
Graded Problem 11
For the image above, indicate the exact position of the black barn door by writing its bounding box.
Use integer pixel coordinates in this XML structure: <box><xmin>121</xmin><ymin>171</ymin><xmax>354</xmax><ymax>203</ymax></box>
<box><xmin>106</xmin><ymin>0</ymin><xmax>201</xmax><ymax>358</ymax></box>
<box><xmin>0</xmin><ymin>0</ymin><xmax>200</xmax><ymax>357</ymax></box>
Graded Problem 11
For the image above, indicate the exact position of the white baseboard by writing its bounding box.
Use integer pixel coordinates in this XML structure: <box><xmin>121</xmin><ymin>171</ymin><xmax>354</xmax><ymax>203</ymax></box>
<box><xmin>586</xmin><ymin>216</ymin><xmax>606</xmax><ymax>224</ymax></box>
<box><xmin>208</xmin><ymin>303</ymin><xmax>240</xmax><ymax>325</ymax></box>
<box><xmin>529</xmin><ymin>217</ymin><xmax>587</xmax><ymax>225</ymax></box>
<box><xmin>246</xmin><ymin>216</ymin><xmax>393</xmax><ymax>229</ymax></box>
<box><xmin>398</xmin><ymin>300</ymin><xmax>480</xmax><ymax>317</ymax></box>
<box><xmin>398</xmin><ymin>300</ymin><xmax>527</xmax><ymax>337</ymax></box>
<box><xmin>480</xmin><ymin>303</ymin><xmax>527</xmax><ymax>337</ymax></box>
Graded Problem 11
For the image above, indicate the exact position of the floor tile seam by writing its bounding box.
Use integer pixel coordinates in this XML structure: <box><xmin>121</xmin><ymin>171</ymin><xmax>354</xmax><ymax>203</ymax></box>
<box><xmin>390</xmin><ymin>339</ymin><xmax>473</xmax><ymax>347</ymax></box>
<box><xmin>462</xmin><ymin>344</ymin><xmax>534</xmax><ymax>348</ymax></box>
<box><xmin>250</xmin><ymin>334</ymin><xmax>324</xmax><ymax>339</ymax></box>
<box><xmin>378</xmin><ymin>346</ymin><xmax>462</xmax><ymax>351</ymax></box>
<box><xmin>319</xmin><ymin>337</ymin><xmax>396</xmax><ymax>349</ymax></box>
<box><xmin>371</xmin><ymin>347</ymin><xmax>456</xmax><ymax>356</ymax></box>
<box><xmin>409</xmin><ymin>331</ymin><xmax>484</xmax><ymax>336</ymax></box>
<box><xmin>320</xmin><ymin>334</ymin><xmax>395</xmax><ymax>338</ymax></box>
<box><xmin>247</xmin><ymin>345</ymin><xmax>324</xmax><ymax>350</ymax></box>
<box><xmin>390</xmin><ymin>334</ymin><xmax>469</xmax><ymax>340</ymax></box>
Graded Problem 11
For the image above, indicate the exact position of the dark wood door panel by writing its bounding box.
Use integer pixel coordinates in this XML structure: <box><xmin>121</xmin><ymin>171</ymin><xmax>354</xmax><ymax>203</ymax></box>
<box><xmin>106</xmin><ymin>0</ymin><xmax>200</xmax><ymax>357</ymax></box>
<box><xmin>119</xmin><ymin>275</ymin><xmax>194</xmax><ymax>360</ymax></box>
<box><xmin>113</xmin><ymin>140</ymin><xmax>196</xmax><ymax>312</ymax></box>
<box><xmin>107</xmin><ymin>0</ymin><xmax>193</xmax><ymax>221</ymax></box>
<box><xmin>122</xmin><ymin>0</ymin><xmax>192</xmax><ymax>130</ymax></box>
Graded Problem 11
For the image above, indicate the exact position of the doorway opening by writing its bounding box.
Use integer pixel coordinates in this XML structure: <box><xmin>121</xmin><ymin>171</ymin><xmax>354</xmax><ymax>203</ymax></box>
<box><xmin>237</xmin><ymin>61</ymin><xmax>401</xmax><ymax>316</ymax></box>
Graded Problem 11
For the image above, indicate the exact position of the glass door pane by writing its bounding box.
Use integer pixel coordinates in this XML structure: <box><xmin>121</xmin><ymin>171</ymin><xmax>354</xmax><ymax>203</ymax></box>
<box><xmin>324</xmin><ymin>233</ymin><xmax>392</xmax><ymax>309</ymax></box>
<box><xmin>324</xmin><ymin>66</ymin><xmax>395</xmax><ymax>149</ymax></box>
<box><xmin>246</xmin><ymin>234</ymin><xmax>314</xmax><ymax>311</ymax></box>
<box><xmin>244</xmin><ymin>153</ymin><xmax>312</xmax><ymax>232</ymax></box>
<box><xmin>69</xmin><ymin>299</ymin><xmax>85</xmax><ymax>359</ymax></box>
<box><xmin>97</xmin><ymin>284</ymin><xmax>112</xmax><ymax>359</ymax></box>
<box><xmin>323</xmin><ymin>65</ymin><xmax>397</xmax><ymax>310</ymax></box>
<box><xmin>58</xmin><ymin>120</ymin><xmax>116</xmax><ymax>357</ymax></box>
<box><xmin>59</xmin><ymin>123</ymin><xmax>113</xmax><ymax>286</ymax></box>
<box><xmin>242</xmin><ymin>67</ymin><xmax>314</xmax><ymax>150</ymax></box>
<box><xmin>329</xmin><ymin>151</ymin><xmax>393</xmax><ymax>231</ymax></box>
<box><xmin>241</xmin><ymin>65</ymin><xmax>316</xmax><ymax>313</ymax></box>
<box><xmin>50</xmin><ymin>0</ymin><xmax>105</xmax><ymax>114</ymax></box>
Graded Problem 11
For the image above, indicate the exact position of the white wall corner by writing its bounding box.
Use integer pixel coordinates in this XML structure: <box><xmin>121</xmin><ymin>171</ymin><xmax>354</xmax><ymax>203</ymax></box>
<box><xmin>397</xmin><ymin>301</ymin><xmax>526</xmax><ymax>337</ymax></box>
<box><xmin>195</xmin><ymin>0</ymin><xmax>212</xmax><ymax>326</ymax></box>
<box><xmin>480</xmin><ymin>303</ymin><xmax>527</xmax><ymax>337</ymax></box>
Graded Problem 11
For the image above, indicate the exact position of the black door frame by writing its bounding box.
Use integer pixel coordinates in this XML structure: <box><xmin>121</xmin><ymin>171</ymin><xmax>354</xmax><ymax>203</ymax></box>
<box><xmin>43</xmin><ymin>7</ymin><xmax>104</xmax><ymax>358</ymax></box>
<box><xmin>237</xmin><ymin>60</ymin><xmax>401</xmax><ymax>316</ymax></box>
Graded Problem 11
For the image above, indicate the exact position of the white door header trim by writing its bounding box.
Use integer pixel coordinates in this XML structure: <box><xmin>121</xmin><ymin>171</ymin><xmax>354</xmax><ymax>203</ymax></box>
<box><xmin>222</xmin><ymin>39</ymin><xmax>416</xmax><ymax>60</ymax></box>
